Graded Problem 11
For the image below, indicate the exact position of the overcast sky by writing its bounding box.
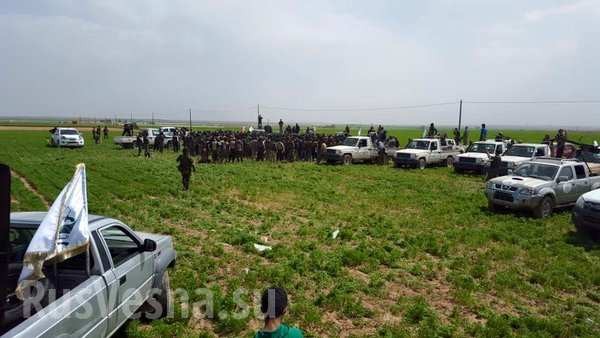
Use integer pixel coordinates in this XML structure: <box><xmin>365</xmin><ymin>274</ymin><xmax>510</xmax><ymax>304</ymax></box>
<box><xmin>1</xmin><ymin>0</ymin><xmax>599</xmax><ymax>126</ymax></box>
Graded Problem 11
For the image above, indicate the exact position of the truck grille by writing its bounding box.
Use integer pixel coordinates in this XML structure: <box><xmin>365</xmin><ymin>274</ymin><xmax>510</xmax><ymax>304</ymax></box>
<box><xmin>494</xmin><ymin>191</ymin><xmax>514</xmax><ymax>202</ymax></box>
<box><xmin>459</xmin><ymin>157</ymin><xmax>476</xmax><ymax>163</ymax></box>
<box><xmin>396</xmin><ymin>153</ymin><xmax>411</xmax><ymax>159</ymax></box>
<box><xmin>327</xmin><ymin>149</ymin><xmax>337</xmax><ymax>155</ymax></box>
<box><xmin>494</xmin><ymin>184</ymin><xmax>518</xmax><ymax>192</ymax></box>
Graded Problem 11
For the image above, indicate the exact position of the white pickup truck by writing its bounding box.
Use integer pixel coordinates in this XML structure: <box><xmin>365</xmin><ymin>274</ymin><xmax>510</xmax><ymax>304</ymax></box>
<box><xmin>113</xmin><ymin>128</ymin><xmax>173</xmax><ymax>149</ymax></box>
<box><xmin>394</xmin><ymin>138</ymin><xmax>464</xmax><ymax>169</ymax></box>
<box><xmin>325</xmin><ymin>136</ymin><xmax>379</xmax><ymax>164</ymax></box>
<box><xmin>499</xmin><ymin>143</ymin><xmax>551</xmax><ymax>175</ymax></box>
<box><xmin>454</xmin><ymin>140</ymin><xmax>508</xmax><ymax>174</ymax></box>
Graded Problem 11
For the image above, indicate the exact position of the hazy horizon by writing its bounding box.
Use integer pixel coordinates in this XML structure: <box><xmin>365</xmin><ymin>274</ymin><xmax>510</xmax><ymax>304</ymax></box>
<box><xmin>1</xmin><ymin>1</ymin><xmax>600</xmax><ymax>126</ymax></box>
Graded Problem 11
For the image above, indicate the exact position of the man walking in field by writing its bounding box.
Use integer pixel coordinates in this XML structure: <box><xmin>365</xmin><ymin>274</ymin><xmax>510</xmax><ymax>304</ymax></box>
<box><xmin>255</xmin><ymin>287</ymin><xmax>304</xmax><ymax>338</ymax></box>
<box><xmin>103</xmin><ymin>126</ymin><xmax>109</xmax><ymax>140</ymax></box>
<box><xmin>176</xmin><ymin>148</ymin><xmax>195</xmax><ymax>191</ymax></box>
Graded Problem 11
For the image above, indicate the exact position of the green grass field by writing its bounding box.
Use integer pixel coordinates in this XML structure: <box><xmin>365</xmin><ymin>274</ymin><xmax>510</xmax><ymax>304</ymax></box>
<box><xmin>2</xmin><ymin>128</ymin><xmax>600</xmax><ymax>337</ymax></box>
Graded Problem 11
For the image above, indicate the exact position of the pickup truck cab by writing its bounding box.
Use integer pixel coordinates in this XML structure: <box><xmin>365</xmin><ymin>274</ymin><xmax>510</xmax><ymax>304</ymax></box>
<box><xmin>326</xmin><ymin>136</ymin><xmax>378</xmax><ymax>165</ymax></box>
<box><xmin>2</xmin><ymin>212</ymin><xmax>176</xmax><ymax>337</ymax></box>
<box><xmin>485</xmin><ymin>158</ymin><xmax>600</xmax><ymax>218</ymax></box>
<box><xmin>454</xmin><ymin>140</ymin><xmax>507</xmax><ymax>174</ymax></box>
<box><xmin>499</xmin><ymin>143</ymin><xmax>551</xmax><ymax>175</ymax></box>
<box><xmin>395</xmin><ymin>138</ymin><xmax>464</xmax><ymax>169</ymax></box>
<box><xmin>49</xmin><ymin>128</ymin><xmax>84</xmax><ymax>148</ymax></box>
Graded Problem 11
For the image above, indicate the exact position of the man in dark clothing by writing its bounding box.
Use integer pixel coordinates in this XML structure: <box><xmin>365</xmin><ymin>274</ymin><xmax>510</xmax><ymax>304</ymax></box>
<box><xmin>555</xmin><ymin>129</ymin><xmax>567</xmax><ymax>158</ymax></box>
<box><xmin>453</xmin><ymin>128</ymin><xmax>461</xmax><ymax>144</ymax></box>
<box><xmin>278</xmin><ymin>119</ymin><xmax>284</xmax><ymax>134</ymax></box>
<box><xmin>344</xmin><ymin>125</ymin><xmax>350</xmax><ymax>136</ymax></box>
<box><xmin>176</xmin><ymin>148</ymin><xmax>195</xmax><ymax>191</ymax></box>
<box><xmin>427</xmin><ymin>123</ymin><xmax>437</xmax><ymax>137</ymax></box>
<box><xmin>143</xmin><ymin>132</ymin><xmax>151</xmax><ymax>158</ymax></box>
<box><xmin>258</xmin><ymin>114</ymin><xmax>263</xmax><ymax>129</ymax></box>
<box><xmin>172</xmin><ymin>135</ymin><xmax>180</xmax><ymax>152</ymax></box>
<box><xmin>103</xmin><ymin>126</ymin><xmax>109</xmax><ymax>140</ymax></box>
<box><xmin>462</xmin><ymin>126</ymin><xmax>470</xmax><ymax>145</ymax></box>
<box><xmin>486</xmin><ymin>148</ymin><xmax>503</xmax><ymax>180</ymax></box>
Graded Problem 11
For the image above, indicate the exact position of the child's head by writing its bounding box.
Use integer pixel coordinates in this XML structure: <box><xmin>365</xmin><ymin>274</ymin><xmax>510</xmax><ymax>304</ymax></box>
<box><xmin>260</xmin><ymin>287</ymin><xmax>288</xmax><ymax>319</ymax></box>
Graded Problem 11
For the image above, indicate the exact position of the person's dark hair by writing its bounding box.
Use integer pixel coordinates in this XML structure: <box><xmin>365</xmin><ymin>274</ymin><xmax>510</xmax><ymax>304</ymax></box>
<box><xmin>261</xmin><ymin>287</ymin><xmax>288</xmax><ymax>319</ymax></box>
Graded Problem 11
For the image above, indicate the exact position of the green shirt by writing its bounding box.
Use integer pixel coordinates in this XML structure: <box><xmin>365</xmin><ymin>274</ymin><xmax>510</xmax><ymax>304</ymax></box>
<box><xmin>255</xmin><ymin>324</ymin><xmax>304</xmax><ymax>338</ymax></box>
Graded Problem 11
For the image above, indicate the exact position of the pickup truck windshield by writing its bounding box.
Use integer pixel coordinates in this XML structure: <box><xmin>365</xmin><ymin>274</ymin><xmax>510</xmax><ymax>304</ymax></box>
<box><xmin>505</xmin><ymin>146</ymin><xmax>535</xmax><ymax>157</ymax></box>
<box><xmin>468</xmin><ymin>143</ymin><xmax>496</xmax><ymax>153</ymax></box>
<box><xmin>407</xmin><ymin>140</ymin><xmax>430</xmax><ymax>150</ymax></box>
<box><xmin>60</xmin><ymin>130</ymin><xmax>78</xmax><ymax>135</ymax></box>
<box><xmin>514</xmin><ymin>163</ymin><xmax>558</xmax><ymax>181</ymax></box>
<box><xmin>343</xmin><ymin>138</ymin><xmax>359</xmax><ymax>146</ymax></box>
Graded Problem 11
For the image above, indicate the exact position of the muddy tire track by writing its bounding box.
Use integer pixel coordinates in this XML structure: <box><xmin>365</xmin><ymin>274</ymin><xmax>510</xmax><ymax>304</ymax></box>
<box><xmin>11</xmin><ymin>170</ymin><xmax>50</xmax><ymax>209</ymax></box>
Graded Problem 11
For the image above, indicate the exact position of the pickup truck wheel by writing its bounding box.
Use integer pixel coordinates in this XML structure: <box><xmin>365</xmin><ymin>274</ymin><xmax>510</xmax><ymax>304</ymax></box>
<box><xmin>418</xmin><ymin>158</ymin><xmax>426</xmax><ymax>170</ymax></box>
<box><xmin>533</xmin><ymin>196</ymin><xmax>554</xmax><ymax>218</ymax></box>
<box><xmin>142</xmin><ymin>271</ymin><xmax>172</xmax><ymax>320</ymax></box>
<box><xmin>446</xmin><ymin>157</ymin><xmax>454</xmax><ymax>168</ymax></box>
<box><xmin>343</xmin><ymin>154</ymin><xmax>352</xmax><ymax>165</ymax></box>
<box><xmin>488</xmin><ymin>201</ymin><xmax>499</xmax><ymax>212</ymax></box>
<box><xmin>156</xmin><ymin>271</ymin><xmax>172</xmax><ymax>318</ymax></box>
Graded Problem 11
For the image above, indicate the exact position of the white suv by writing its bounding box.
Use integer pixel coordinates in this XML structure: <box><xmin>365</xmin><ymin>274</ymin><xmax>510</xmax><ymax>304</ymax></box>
<box><xmin>50</xmin><ymin>128</ymin><xmax>84</xmax><ymax>148</ymax></box>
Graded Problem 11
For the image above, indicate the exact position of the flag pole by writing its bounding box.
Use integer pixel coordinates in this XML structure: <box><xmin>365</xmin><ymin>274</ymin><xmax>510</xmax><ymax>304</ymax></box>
<box><xmin>0</xmin><ymin>164</ymin><xmax>10</xmax><ymax>327</ymax></box>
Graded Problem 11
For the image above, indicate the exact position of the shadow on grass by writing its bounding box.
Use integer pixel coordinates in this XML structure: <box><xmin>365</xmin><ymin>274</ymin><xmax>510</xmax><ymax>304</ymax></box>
<box><xmin>565</xmin><ymin>229</ymin><xmax>600</xmax><ymax>251</ymax></box>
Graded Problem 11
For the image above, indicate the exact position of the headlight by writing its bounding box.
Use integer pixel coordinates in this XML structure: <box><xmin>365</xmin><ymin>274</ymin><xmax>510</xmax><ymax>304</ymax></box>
<box><xmin>486</xmin><ymin>181</ymin><xmax>494</xmax><ymax>190</ymax></box>
<box><xmin>507</xmin><ymin>162</ymin><xmax>515</xmax><ymax>168</ymax></box>
<box><xmin>336</xmin><ymin>150</ymin><xmax>342</xmax><ymax>154</ymax></box>
<box><xmin>519</xmin><ymin>188</ymin><xmax>535</xmax><ymax>195</ymax></box>
<box><xmin>576</xmin><ymin>196</ymin><xmax>585</xmax><ymax>209</ymax></box>
<box><xmin>61</xmin><ymin>136</ymin><xmax>67</xmax><ymax>139</ymax></box>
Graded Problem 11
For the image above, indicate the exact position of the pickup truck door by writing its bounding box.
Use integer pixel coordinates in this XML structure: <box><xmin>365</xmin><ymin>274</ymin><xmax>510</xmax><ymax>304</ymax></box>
<box><xmin>555</xmin><ymin>166</ymin><xmax>576</xmax><ymax>204</ymax></box>
<box><xmin>572</xmin><ymin>164</ymin><xmax>592</xmax><ymax>197</ymax></box>
<box><xmin>99</xmin><ymin>225</ymin><xmax>154</xmax><ymax>335</ymax></box>
<box><xmin>357</xmin><ymin>139</ymin><xmax>369</xmax><ymax>160</ymax></box>
<box><xmin>429</xmin><ymin>141</ymin><xmax>441</xmax><ymax>163</ymax></box>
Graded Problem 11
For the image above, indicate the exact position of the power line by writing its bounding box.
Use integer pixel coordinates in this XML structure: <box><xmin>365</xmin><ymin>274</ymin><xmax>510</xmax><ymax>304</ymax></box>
<box><xmin>260</xmin><ymin>101</ymin><xmax>458</xmax><ymax>112</ymax></box>
<box><xmin>463</xmin><ymin>100</ymin><xmax>600</xmax><ymax>104</ymax></box>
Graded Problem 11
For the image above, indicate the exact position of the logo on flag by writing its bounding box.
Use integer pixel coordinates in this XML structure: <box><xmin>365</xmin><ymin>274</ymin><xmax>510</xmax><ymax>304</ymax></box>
<box><xmin>16</xmin><ymin>163</ymin><xmax>89</xmax><ymax>299</ymax></box>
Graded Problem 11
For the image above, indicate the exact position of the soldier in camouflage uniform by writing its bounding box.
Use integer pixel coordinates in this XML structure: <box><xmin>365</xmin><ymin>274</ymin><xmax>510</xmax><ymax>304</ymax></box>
<box><xmin>176</xmin><ymin>148</ymin><xmax>195</xmax><ymax>190</ymax></box>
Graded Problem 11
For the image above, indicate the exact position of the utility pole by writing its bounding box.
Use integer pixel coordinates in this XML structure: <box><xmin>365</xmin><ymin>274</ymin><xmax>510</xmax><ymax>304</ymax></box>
<box><xmin>130</xmin><ymin>112</ymin><xmax>133</xmax><ymax>122</ymax></box>
<box><xmin>458</xmin><ymin>99</ymin><xmax>463</xmax><ymax>131</ymax></box>
<box><xmin>189</xmin><ymin>108</ymin><xmax>192</xmax><ymax>131</ymax></box>
<box><xmin>152</xmin><ymin>112</ymin><xmax>154</xmax><ymax>125</ymax></box>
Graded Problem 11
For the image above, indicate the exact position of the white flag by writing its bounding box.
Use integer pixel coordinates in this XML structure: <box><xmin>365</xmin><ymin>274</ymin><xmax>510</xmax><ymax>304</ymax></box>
<box><xmin>16</xmin><ymin>163</ymin><xmax>89</xmax><ymax>299</ymax></box>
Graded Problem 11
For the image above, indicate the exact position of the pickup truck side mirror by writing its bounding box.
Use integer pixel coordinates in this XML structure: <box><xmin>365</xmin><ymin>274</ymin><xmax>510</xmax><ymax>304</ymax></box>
<box><xmin>142</xmin><ymin>238</ymin><xmax>157</xmax><ymax>252</ymax></box>
<box><xmin>556</xmin><ymin>176</ymin><xmax>570</xmax><ymax>183</ymax></box>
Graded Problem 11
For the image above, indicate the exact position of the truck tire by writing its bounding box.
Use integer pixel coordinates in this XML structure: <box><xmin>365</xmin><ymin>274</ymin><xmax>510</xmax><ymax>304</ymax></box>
<box><xmin>488</xmin><ymin>200</ymin><xmax>499</xmax><ymax>212</ymax></box>
<box><xmin>143</xmin><ymin>271</ymin><xmax>172</xmax><ymax>319</ymax></box>
<box><xmin>533</xmin><ymin>196</ymin><xmax>554</xmax><ymax>218</ymax></box>
<box><xmin>418</xmin><ymin>158</ymin><xmax>426</xmax><ymax>170</ymax></box>
<box><xmin>343</xmin><ymin>154</ymin><xmax>352</xmax><ymax>165</ymax></box>
<box><xmin>446</xmin><ymin>156</ymin><xmax>454</xmax><ymax>168</ymax></box>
